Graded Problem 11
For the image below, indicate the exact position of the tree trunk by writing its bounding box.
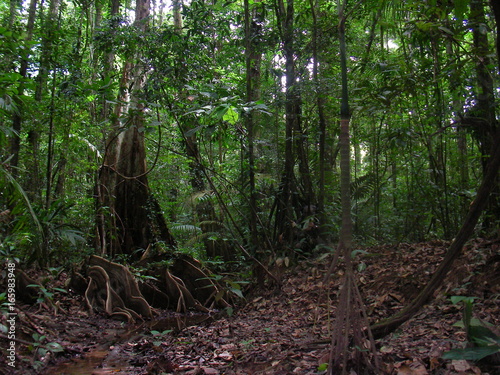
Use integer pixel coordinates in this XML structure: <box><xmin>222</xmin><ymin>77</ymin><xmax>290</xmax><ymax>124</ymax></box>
<box><xmin>273</xmin><ymin>0</ymin><xmax>296</xmax><ymax>245</ymax></box>
<box><xmin>468</xmin><ymin>0</ymin><xmax>499</xmax><ymax>232</ymax></box>
<box><xmin>95</xmin><ymin>0</ymin><xmax>175</xmax><ymax>259</ymax></box>
<box><xmin>8</xmin><ymin>0</ymin><xmax>37</xmax><ymax>176</ymax></box>
<box><xmin>370</xmin><ymin>0</ymin><xmax>500</xmax><ymax>340</ymax></box>
<box><xmin>273</xmin><ymin>0</ymin><xmax>314</xmax><ymax>249</ymax></box>
<box><xmin>327</xmin><ymin>4</ymin><xmax>379</xmax><ymax>373</ymax></box>
<box><xmin>244</xmin><ymin>0</ymin><xmax>262</xmax><ymax>250</ymax></box>
<box><xmin>309</xmin><ymin>0</ymin><xmax>328</xmax><ymax>228</ymax></box>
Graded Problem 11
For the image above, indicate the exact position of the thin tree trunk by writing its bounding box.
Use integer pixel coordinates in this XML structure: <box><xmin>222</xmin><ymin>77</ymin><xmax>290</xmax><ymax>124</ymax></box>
<box><xmin>9</xmin><ymin>0</ymin><xmax>38</xmax><ymax>175</ymax></box>
<box><xmin>273</xmin><ymin>0</ymin><xmax>295</xmax><ymax>244</ymax></box>
<box><xmin>338</xmin><ymin>6</ymin><xmax>352</xmax><ymax>252</ymax></box>
<box><xmin>172</xmin><ymin>0</ymin><xmax>182</xmax><ymax>30</ymax></box>
<box><xmin>327</xmin><ymin>3</ymin><xmax>379</xmax><ymax>373</ymax></box>
<box><xmin>309</xmin><ymin>0</ymin><xmax>327</xmax><ymax>227</ymax></box>
<box><xmin>273</xmin><ymin>0</ymin><xmax>314</xmax><ymax>246</ymax></box>
<box><xmin>44</xmin><ymin>69</ymin><xmax>57</xmax><ymax>209</ymax></box>
<box><xmin>244</xmin><ymin>0</ymin><xmax>262</xmax><ymax>250</ymax></box>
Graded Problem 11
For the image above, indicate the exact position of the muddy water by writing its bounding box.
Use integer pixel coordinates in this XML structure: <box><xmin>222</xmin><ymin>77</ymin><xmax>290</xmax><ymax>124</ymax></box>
<box><xmin>42</xmin><ymin>313</ymin><xmax>217</xmax><ymax>374</ymax></box>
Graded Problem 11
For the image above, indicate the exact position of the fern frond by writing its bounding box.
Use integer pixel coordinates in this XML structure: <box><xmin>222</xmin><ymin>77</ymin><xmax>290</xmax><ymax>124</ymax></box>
<box><xmin>351</xmin><ymin>172</ymin><xmax>377</xmax><ymax>201</ymax></box>
<box><xmin>186</xmin><ymin>190</ymin><xmax>215</xmax><ymax>207</ymax></box>
<box><xmin>171</xmin><ymin>224</ymin><xmax>202</xmax><ymax>235</ymax></box>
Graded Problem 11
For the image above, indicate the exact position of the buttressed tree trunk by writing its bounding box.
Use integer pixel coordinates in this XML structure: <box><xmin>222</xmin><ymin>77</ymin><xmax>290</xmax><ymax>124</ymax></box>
<box><xmin>95</xmin><ymin>0</ymin><xmax>174</xmax><ymax>259</ymax></box>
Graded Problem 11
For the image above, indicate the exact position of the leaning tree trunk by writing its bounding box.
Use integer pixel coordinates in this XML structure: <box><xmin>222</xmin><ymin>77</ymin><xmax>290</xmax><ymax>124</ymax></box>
<box><xmin>371</xmin><ymin>0</ymin><xmax>500</xmax><ymax>339</ymax></box>
<box><xmin>468</xmin><ymin>0</ymin><xmax>499</xmax><ymax>232</ymax></box>
<box><xmin>371</xmin><ymin>129</ymin><xmax>500</xmax><ymax>338</ymax></box>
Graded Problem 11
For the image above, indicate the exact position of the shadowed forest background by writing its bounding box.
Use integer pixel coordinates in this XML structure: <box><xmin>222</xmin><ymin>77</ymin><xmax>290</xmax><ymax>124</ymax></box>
<box><xmin>1</xmin><ymin>0</ymin><xmax>500</xmax><ymax>373</ymax></box>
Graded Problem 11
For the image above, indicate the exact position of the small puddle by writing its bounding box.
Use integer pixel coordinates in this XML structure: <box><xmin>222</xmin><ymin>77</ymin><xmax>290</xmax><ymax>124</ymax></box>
<box><xmin>46</xmin><ymin>349</ymin><xmax>120</xmax><ymax>375</ymax></box>
<box><xmin>42</xmin><ymin>313</ymin><xmax>220</xmax><ymax>374</ymax></box>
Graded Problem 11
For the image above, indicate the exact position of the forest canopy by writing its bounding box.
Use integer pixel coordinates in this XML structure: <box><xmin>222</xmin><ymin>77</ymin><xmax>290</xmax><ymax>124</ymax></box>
<box><xmin>1</xmin><ymin>0</ymin><xmax>499</xmax><ymax>266</ymax></box>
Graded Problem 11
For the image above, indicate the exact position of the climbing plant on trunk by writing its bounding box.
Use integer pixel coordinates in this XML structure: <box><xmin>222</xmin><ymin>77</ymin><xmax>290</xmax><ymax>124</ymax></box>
<box><xmin>95</xmin><ymin>0</ymin><xmax>175</xmax><ymax>259</ymax></box>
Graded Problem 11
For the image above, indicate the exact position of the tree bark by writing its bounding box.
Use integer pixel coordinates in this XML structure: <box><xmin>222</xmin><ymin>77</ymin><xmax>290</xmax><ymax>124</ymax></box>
<box><xmin>95</xmin><ymin>0</ymin><xmax>175</xmax><ymax>259</ymax></box>
<box><xmin>370</xmin><ymin>0</ymin><xmax>500</xmax><ymax>339</ymax></box>
<box><xmin>327</xmin><ymin>4</ymin><xmax>379</xmax><ymax>373</ymax></box>
<box><xmin>468</xmin><ymin>0</ymin><xmax>499</xmax><ymax>232</ymax></box>
<box><xmin>244</xmin><ymin>0</ymin><xmax>262</xmax><ymax>250</ymax></box>
<box><xmin>8</xmin><ymin>0</ymin><xmax>37</xmax><ymax>176</ymax></box>
<box><xmin>273</xmin><ymin>0</ymin><xmax>314</xmax><ymax>247</ymax></box>
<box><xmin>309</xmin><ymin>0</ymin><xmax>328</xmax><ymax>228</ymax></box>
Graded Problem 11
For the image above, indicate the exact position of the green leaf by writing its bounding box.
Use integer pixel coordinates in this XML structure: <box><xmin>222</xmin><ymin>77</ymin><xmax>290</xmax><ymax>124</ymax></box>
<box><xmin>454</xmin><ymin>0</ymin><xmax>468</xmax><ymax>22</ymax></box>
<box><xmin>230</xmin><ymin>287</ymin><xmax>244</xmax><ymax>299</ymax></box>
<box><xmin>223</xmin><ymin>106</ymin><xmax>239</xmax><ymax>125</ymax></box>
<box><xmin>351</xmin><ymin>249</ymin><xmax>369</xmax><ymax>258</ymax></box>
<box><xmin>450</xmin><ymin>296</ymin><xmax>469</xmax><ymax>305</ymax></box>
<box><xmin>469</xmin><ymin>325</ymin><xmax>500</xmax><ymax>347</ymax></box>
<box><xmin>442</xmin><ymin>346</ymin><xmax>500</xmax><ymax>361</ymax></box>
<box><xmin>318</xmin><ymin>363</ymin><xmax>328</xmax><ymax>371</ymax></box>
<box><xmin>46</xmin><ymin>342</ymin><xmax>64</xmax><ymax>353</ymax></box>
<box><xmin>185</xmin><ymin>125</ymin><xmax>204</xmax><ymax>137</ymax></box>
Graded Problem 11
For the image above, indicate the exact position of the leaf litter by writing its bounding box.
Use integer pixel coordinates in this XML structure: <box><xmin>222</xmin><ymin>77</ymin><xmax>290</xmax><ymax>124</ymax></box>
<box><xmin>1</xmin><ymin>239</ymin><xmax>499</xmax><ymax>374</ymax></box>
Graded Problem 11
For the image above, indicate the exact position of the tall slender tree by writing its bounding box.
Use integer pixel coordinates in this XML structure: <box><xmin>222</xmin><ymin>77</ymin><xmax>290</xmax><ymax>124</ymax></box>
<box><xmin>327</xmin><ymin>1</ymin><xmax>379</xmax><ymax>373</ymax></box>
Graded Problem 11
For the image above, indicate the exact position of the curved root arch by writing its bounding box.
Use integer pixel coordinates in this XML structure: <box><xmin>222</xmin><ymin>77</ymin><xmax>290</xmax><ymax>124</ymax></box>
<box><xmin>82</xmin><ymin>255</ymin><xmax>231</xmax><ymax>321</ymax></box>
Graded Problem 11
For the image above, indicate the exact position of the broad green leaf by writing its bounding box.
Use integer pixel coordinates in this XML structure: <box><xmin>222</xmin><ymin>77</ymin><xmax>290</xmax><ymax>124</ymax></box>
<box><xmin>223</xmin><ymin>106</ymin><xmax>239</xmax><ymax>125</ymax></box>
<box><xmin>318</xmin><ymin>363</ymin><xmax>328</xmax><ymax>371</ymax></box>
<box><xmin>230</xmin><ymin>287</ymin><xmax>244</xmax><ymax>299</ymax></box>
<box><xmin>351</xmin><ymin>249</ymin><xmax>369</xmax><ymax>258</ymax></box>
<box><xmin>442</xmin><ymin>346</ymin><xmax>500</xmax><ymax>361</ymax></box>
<box><xmin>46</xmin><ymin>342</ymin><xmax>64</xmax><ymax>353</ymax></box>
<box><xmin>450</xmin><ymin>296</ymin><xmax>475</xmax><ymax>305</ymax></box>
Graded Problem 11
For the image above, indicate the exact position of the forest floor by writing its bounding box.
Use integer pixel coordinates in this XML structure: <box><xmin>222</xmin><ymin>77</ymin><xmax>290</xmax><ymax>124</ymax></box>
<box><xmin>1</xmin><ymin>238</ymin><xmax>499</xmax><ymax>375</ymax></box>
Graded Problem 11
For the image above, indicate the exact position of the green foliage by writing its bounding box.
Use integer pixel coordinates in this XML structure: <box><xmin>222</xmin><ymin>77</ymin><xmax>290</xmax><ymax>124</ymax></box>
<box><xmin>0</xmin><ymin>166</ymin><xmax>44</xmax><ymax>261</ymax></box>
<box><xmin>317</xmin><ymin>362</ymin><xmax>328</xmax><ymax>372</ymax></box>
<box><xmin>28</xmin><ymin>333</ymin><xmax>64</xmax><ymax>370</ymax></box>
<box><xmin>0</xmin><ymin>0</ymin><xmax>497</xmax><ymax>263</ymax></box>
<box><xmin>442</xmin><ymin>296</ymin><xmax>500</xmax><ymax>362</ymax></box>
<box><xmin>150</xmin><ymin>329</ymin><xmax>173</xmax><ymax>346</ymax></box>
<box><xmin>27</xmin><ymin>282</ymin><xmax>67</xmax><ymax>306</ymax></box>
